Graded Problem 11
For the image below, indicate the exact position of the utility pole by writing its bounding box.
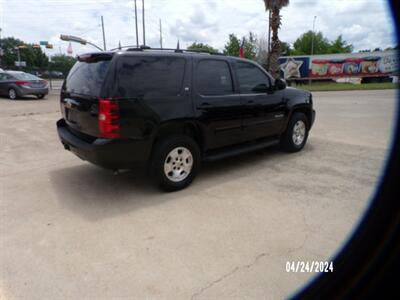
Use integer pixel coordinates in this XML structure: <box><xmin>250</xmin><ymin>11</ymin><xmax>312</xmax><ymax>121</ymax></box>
<box><xmin>309</xmin><ymin>16</ymin><xmax>317</xmax><ymax>85</ymax></box>
<box><xmin>142</xmin><ymin>0</ymin><xmax>146</xmax><ymax>46</ymax></box>
<box><xmin>159</xmin><ymin>19</ymin><xmax>163</xmax><ymax>48</ymax></box>
<box><xmin>134</xmin><ymin>0</ymin><xmax>139</xmax><ymax>47</ymax></box>
<box><xmin>101</xmin><ymin>16</ymin><xmax>106</xmax><ymax>51</ymax></box>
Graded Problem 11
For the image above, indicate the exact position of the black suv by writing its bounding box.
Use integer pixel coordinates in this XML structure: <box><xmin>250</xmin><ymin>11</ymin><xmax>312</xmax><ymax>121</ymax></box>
<box><xmin>57</xmin><ymin>48</ymin><xmax>315</xmax><ymax>191</ymax></box>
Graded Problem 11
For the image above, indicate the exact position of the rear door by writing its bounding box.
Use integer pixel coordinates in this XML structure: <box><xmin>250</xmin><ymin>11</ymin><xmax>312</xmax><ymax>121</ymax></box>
<box><xmin>236</xmin><ymin>61</ymin><xmax>286</xmax><ymax>141</ymax></box>
<box><xmin>193</xmin><ymin>58</ymin><xmax>242</xmax><ymax>150</ymax></box>
<box><xmin>0</xmin><ymin>73</ymin><xmax>6</xmax><ymax>95</ymax></box>
<box><xmin>0</xmin><ymin>73</ymin><xmax>13</xmax><ymax>95</ymax></box>
<box><xmin>111</xmin><ymin>54</ymin><xmax>191</xmax><ymax>139</ymax></box>
<box><xmin>60</xmin><ymin>55</ymin><xmax>112</xmax><ymax>137</ymax></box>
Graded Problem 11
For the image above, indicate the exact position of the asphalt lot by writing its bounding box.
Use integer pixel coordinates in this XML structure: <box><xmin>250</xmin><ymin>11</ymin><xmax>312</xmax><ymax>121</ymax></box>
<box><xmin>0</xmin><ymin>89</ymin><xmax>397</xmax><ymax>299</ymax></box>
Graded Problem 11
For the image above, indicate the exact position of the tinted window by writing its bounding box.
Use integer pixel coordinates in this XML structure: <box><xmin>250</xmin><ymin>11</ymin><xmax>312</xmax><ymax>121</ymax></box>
<box><xmin>116</xmin><ymin>56</ymin><xmax>185</xmax><ymax>98</ymax></box>
<box><xmin>236</xmin><ymin>62</ymin><xmax>270</xmax><ymax>94</ymax></box>
<box><xmin>196</xmin><ymin>60</ymin><xmax>233</xmax><ymax>96</ymax></box>
<box><xmin>65</xmin><ymin>61</ymin><xmax>111</xmax><ymax>96</ymax></box>
<box><xmin>0</xmin><ymin>74</ymin><xmax>13</xmax><ymax>80</ymax></box>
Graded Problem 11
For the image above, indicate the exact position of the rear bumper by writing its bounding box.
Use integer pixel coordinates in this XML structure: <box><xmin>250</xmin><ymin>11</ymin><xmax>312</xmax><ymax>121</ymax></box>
<box><xmin>18</xmin><ymin>86</ymin><xmax>49</xmax><ymax>96</ymax></box>
<box><xmin>57</xmin><ymin>119</ymin><xmax>152</xmax><ymax>169</ymax></box>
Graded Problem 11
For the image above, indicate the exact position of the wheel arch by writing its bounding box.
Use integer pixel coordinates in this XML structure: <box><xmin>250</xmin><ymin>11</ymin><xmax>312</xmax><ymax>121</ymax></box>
<box><xmin>286</xmin><ymin>105</ymin><xmax>313</xmax><ymax>130</ymax></box>
<box><xmin>150</xmin><ymin>120</ymin><xmax>204</xmax><ymax>154</ymax></box>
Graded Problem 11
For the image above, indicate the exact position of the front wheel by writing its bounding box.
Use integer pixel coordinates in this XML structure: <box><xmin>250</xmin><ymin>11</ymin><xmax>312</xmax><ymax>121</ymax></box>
<box><xmin>8</xmin><ymin>88</ymin><xmax>17</xmax><ymax>100</ymax></box>
<box><xmin>37</xmin><ymin>94</ymin><xmax>45</xmax><ymax>99</ymax></box>
<box><xmin>281</xmin><ymin>112</ymin><xmax>309</xmax><ymax>153</ymax></box>
<box><xmin>150</xmin><ymin>135</ymin><xmax>201</xmax><ymax>191</ymax></box>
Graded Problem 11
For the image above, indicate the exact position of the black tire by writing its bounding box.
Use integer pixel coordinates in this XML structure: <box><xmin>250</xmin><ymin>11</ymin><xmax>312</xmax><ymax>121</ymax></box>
<box><xmin>8</xmin><ymin>88</ymin><xmax>17</xmax><ymax>100</ymax></box>
<box><xmin>150</xmin><ymin>135</ymin><xmax>201</xmax><ymax>192</ymax></box>
<box><xmin>37</xmin><ymin>94</ymin><xmax>45</xmax><ymax>99</ymax></box>
<box><xmin>280</xmin><ymin>112</ymin><xmax>309</xmax><ymax>153</ymax></box>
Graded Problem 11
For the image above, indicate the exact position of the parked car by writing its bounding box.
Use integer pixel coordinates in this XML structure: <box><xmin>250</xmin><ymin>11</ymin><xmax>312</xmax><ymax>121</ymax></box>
<box><xmin>57</xmin><ymin>48</ymin><xmax>315</xmax><ymax>191</ymax></box>
<box><xmin>0</xmin><ymin>71</ymin><xmax>49</xmax><ymax>100</ymax></box>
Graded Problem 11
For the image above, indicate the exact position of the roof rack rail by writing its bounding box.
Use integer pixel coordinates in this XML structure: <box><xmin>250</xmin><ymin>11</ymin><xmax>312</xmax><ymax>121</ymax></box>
<box><xmin>109</xmin><ymin>45</ymin><xmax>225</xmax><ymax>56</ymax></box>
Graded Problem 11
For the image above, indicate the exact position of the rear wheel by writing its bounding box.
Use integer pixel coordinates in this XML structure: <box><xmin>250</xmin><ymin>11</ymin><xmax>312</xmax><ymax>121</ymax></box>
<box><xmin>281</xmin><ymin>112</ymin><xmax>309</xmax><ymax>152</ymax></box>
<box><xmin>8</xmin><ymin>88</ymin><xmax>17</xmax><ymax>100</ymax></box>
<box><xmin>150</xmin><ymin>135</ymin><xmax>200</xmax><ymax>191</ymax></box>
<box><xmin>37</xmin><ymin>94</ymin><xmax>45</xmax><ymax>99</ymax></box>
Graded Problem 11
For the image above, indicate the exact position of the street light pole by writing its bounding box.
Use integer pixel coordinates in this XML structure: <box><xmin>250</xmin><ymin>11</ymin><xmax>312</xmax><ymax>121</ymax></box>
<box><xmin>311</xmin><ymin>16</ymin><xmax>317</xmax><ymax>56</ymax></box>
<box><xmin>134</xmin><ymin>0</ymin><xmax>139</xmax><ymax>47</ymax></box>
<box><xmin>17</xmin><ymin>48</ymin><xmax>21</xmax><ymax>70</ymax></box>
<box><xmin>101</xmin><ymin>16</ymin><xmax>106</xmax><ymax>51</ymax></box>
<box><xmin>159</xmin><ymin>19</ymin><xmax>163</xmax><ymax>48</ymax></box>
<box><xmin>142</xmin><ymin>0</ymin><xmax>146</xmax><ymax>46</ymax></box>
<box><xmin>60</xmin><ymin>35</ymin><xmax>103</xmax><ymax>51</ymax></box>
<box><xmin>309</xmin><ymin>16</ymin><xmax>317</xmax><ymax>85</ymax></box>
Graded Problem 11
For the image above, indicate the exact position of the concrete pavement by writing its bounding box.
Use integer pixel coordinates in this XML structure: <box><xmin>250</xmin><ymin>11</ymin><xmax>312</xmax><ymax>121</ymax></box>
<box><xmin>0</xmin><ymin>89</ymin><xmax>397</xmax><ymax>299</ymax></box>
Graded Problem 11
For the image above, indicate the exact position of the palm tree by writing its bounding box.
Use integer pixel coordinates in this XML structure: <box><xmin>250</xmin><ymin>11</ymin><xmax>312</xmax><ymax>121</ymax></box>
<box><xmin>263</xmin><ymin>0</ymin><xmax>289</xmax><ymax>78</ymax></box>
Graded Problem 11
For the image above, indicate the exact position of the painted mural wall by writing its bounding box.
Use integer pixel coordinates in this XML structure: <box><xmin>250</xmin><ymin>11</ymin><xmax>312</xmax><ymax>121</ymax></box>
<box><xmin>279</xmin><ymin>50</ymin><xmax>398</xmax><ymax>80</ymax></box>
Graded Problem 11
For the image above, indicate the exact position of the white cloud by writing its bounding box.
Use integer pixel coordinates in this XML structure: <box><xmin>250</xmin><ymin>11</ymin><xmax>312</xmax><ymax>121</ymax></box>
<box><xmin>0</xmin><ymin>0</ymin><xmax>397</xmax><ymax>56</ymax></box>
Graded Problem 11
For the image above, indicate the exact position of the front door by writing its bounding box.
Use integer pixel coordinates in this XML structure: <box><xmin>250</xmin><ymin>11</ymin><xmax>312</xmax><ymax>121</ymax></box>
<box><xmin>235</xmin><ymin>61</ymin><xmax>286</xmax><ymax>141</ymax></box>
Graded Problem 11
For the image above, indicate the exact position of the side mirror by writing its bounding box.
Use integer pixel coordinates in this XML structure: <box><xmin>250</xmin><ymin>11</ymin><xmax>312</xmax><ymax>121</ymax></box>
<box><xmin>274</xmin><ymin>78</ymin><xmax>287</xmax><ymax>90</ymax></box>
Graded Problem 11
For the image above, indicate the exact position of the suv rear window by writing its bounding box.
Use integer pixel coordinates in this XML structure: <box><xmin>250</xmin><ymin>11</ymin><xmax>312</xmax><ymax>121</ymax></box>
<box><xmin>116</xmin><ymin>56</ymin><xmax>185</xmax><ymax>99</ymax></box>
<box><xmin>65</xmin><ymin>61</ymin><xmax>111</xmax><ymax>96</ymax></box>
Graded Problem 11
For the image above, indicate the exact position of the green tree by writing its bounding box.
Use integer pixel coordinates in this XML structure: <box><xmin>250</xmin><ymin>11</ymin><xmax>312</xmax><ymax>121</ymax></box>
<box><xmin>292</xmin><ymin>31</ymin><xmax>354</xmax><ymax>55</ymax></box>
<box><xmin>263</xmin><ymin>0</ymin><xmax>290</xmax><ymax>78</ymax></box>
<box><xmin>223</xmin><ymin>32</ymin><xmax>257</xmax><ymax>60</ymax></box>
<box><xmin>328</xmin><ymin>35</ymin><xmax>353</xmax><ymax>53</ymax></box>
<box><xmin>243</xmin><ymin>32</ymin><xmax>257</xmax><ymax>60</ymax></box>
<box><xmin>223</xmin><ymin>34</ymin><xmax>241</xmax><ymax>56</ymax></box>
<box><xmin>0</xmin><ymin>37</ymin><xmax>48</xmax><ymax>71</ymax></box>
<box><xmin>50</xmin><ymin>54</ymin><xmax>77</xmax><ymax>75</ymax></box>
<box><xmin>292</xmin><ymin>31</ymin><xmax>330</xmax><ymax>55</ymax></box>
<box><xmin>187</xmin><ymin>42</ymin><xmax>218</xmax><ymax>53</ymax></box>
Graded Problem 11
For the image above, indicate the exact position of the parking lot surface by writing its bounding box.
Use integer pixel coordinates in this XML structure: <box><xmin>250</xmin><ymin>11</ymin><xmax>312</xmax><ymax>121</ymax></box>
<box><xmin>0</xmin><ymin>89</ymin><xmax>397</xmax><ymax>299</ymax></box>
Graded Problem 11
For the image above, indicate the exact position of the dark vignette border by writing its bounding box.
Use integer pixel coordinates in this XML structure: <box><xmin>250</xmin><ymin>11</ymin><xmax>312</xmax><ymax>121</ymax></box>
<box><xmin>294</xmin><ymin>0</ymin><xmax>400</xmax><ymax>298</ymax></box>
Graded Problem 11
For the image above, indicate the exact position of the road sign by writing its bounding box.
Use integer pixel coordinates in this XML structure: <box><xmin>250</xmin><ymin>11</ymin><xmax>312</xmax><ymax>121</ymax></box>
<box><xmin>15</xmin><ymin>61</ymin><xmax>27</xmax><ymax>67</ymax></box>
<box><xmin>40</xmin><ymin>41</ymin><xmax>48</xmax><ymax>46</ymax></box>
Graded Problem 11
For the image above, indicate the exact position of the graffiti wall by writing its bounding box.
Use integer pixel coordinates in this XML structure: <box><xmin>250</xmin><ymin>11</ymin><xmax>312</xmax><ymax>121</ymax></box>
<box><xmin>279</xmin><ymin>50</ymin><xmax>398</xmax><ymax>79</ymax></box>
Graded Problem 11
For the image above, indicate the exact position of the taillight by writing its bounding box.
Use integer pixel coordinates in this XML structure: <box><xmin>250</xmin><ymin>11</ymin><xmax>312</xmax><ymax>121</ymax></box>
<box><xmin>15</xmin><ymin>81</ymin><xmax>30</xmax><ymax>85</ymax></box>
<box><xmin>42</xmin><ymin>80</ymin><xmax>48</xmax><ymax>86</ymax></box>
<box><xmin>98</xmin><ymin>98</ymin><xmax>120</xmax><ymax>139</ymax></box>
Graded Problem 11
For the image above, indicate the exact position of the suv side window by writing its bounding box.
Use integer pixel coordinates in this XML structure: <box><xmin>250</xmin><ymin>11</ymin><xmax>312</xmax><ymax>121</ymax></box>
<box><xmin>236</xmin><ymin>61</ymin><xmax>270</xmax><ymax>94</ymax></box>
<box><xmin>116</xmin><ymin>56</ymin><xmax>185</xmax><ymax>98</ymax></box>
<box><xmin>196</xmin><ymin>60</ymin><xmax>233</xmax><ymax>96</ymax></box>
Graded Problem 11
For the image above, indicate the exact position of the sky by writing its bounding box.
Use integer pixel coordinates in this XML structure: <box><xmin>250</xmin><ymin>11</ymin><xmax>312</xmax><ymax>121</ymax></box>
<box><xmin>0</xmin><ymin>0</ymin><xmax>397</xmax><ymax>56</ymax></box>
